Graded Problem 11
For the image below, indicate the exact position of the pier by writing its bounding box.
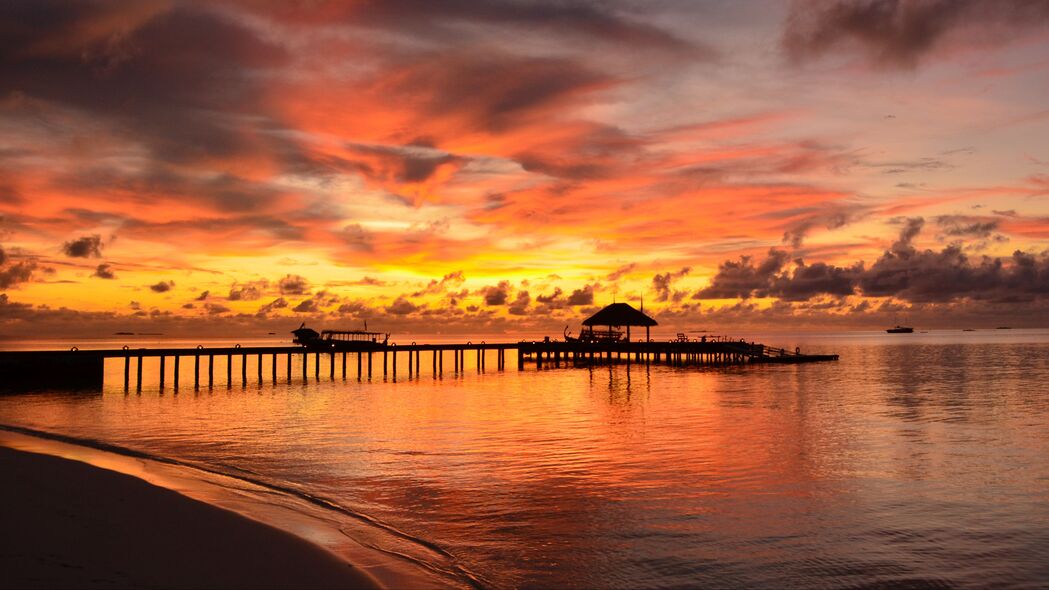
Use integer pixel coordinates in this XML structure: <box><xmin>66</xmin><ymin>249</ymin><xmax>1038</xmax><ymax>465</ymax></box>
<box><xmin>0</xmin><ymin>338</ymin><xmax>836</xmax><ymax>393</ymax></box>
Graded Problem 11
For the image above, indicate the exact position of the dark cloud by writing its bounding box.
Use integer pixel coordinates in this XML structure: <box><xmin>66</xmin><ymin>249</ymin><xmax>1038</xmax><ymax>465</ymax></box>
<box><xmin>340</xmin><ymin>224</ymin><xmax>374</xmax><ymax>253</ymax></box>
<box><xmin>59</xmin><ymin>208</ymin><xmax>307</xmax><ymax>243</ymax></box>
<box><xmin>508</xmin><ymin>290</ymin><xmax>531</xmax><ymax>315</ymax></box>
<box><xmin>652</xmin><ymin>267</ymin><xmax>691</xmax><ymax>302</ymax></box>
<box><xmin>0</xmin><ymin>260</ymin><xmax>37</xmax><ymax>289</ymax></box>
<box><xmin>482</xmin><ymin>281</ymin><xmax>511</xmax><ymax>305</ymax></box>
<box><xmin>784</xmin><ymin>0</ymin><xmax>1049</xmax><ymax>68</ymax></box>
<box><xmin>258</xmin><ymin>0</ymin><xmax>702</xmax><ymax>55</ymax></box>
<box><xmin>566</xmin><ymin>285</ymin><xmax>595</xmax><ymax>306</ymax></box>
<box><xmin>935</xmin><ymin>215</ymin><xmax>999</xmax><ymax>239</ymax></box>
<box><xmin>0</xmin><ymin>246</ymin><xmax>6</xmax><ymax>266</ymax></box>
<box><xmin>149</xmin><ymin>280</ymin><xmax>174</xmax><ymax>293</ymax></box>
<box><xmin>770</xmin><ymin>260</ymin><xmax>862</xmax><ymax>301</ymax></box>
<box><xmin>257</xmin><ymin>297</ymin><xmax>288</xmax><ymax>315</ymax></box>
<box><xmin>606</xmin><ymin>263</ymin><xmax>636</xmax><ymax>281</ymax></box>
<box><xmin>0</xmin><ymin>2</ymin><xmax>297</xmax><ymax>167</ymax></box>
<box><xmin>204</xmin><ymin>302</ymin><xmax>231</xmax><ymax>315</ymax></box>
<box><xmin>385</xmin><ymin>296</ymin><xmax>419</xmax><ymax>315</ymax></box>
<box><xmin>536</xmin><ymin>287</ymin><xmax>564</xmax><ymax>306</ymax></box>
<box><xmin>93</xmin><ymin>263</ymin><xmax>115</xmax><ymax>279</ymax></box>
<box><xmin>278</xmin><ymin>274</ymin><xmax>310</xmax><ymax>295</ymax></box>
<box><xmin>61</xmin><ymin>235</ymin><xmax>103</xmax><ymax>258</ymax></box>
<box><xmin>342</xmin><ymin>143</ymin><xmax>465</xmax><ymax>185</ymax></box>
<box><xmin>412</xmin><ymin>271</ymin><xmax>466</xmax><ymax>297</ymax></box>
<box><xmin>337</xmin><ymin>300</ymin><xmax>370</xmax><ymax>316</ymax></box>
<box><xmin>781</xmin><ymin>206</ymin><xmax>859</xmax><ymax>248</ymax></box>
<box><xmin>195</xmin><ymin>290</ymin><xmax>210</xmax><ymax>301</ymax></box>
<box><xmin>378</xmin><ymin>53</ymin><xmax>615</xmax><ymax>134</ymax></box>
<box><xmin>55</xmin><ymin>167</ymin><xmax>288</xmax><ymax>214</ymax></box>
<box><xmin>228</xmin><ymin>280</ymin><xmax>268</xmax><ymax>301</ymax></box>
<box><xmin>892</xmin><ymin>217</ymin><xmax>925</xmax><ymax>252</ymax></box>
<box><xmin>292</xmin><ymin>299</ymin><xmax>320</xmax><ymax>313</ymax></box>
<box><xmin>697</xmin><ymin>218</ymin><xmax>1049</xmax><ymax>304</ymax></box>
<box><xmin>696</xmin><ymin>249</ymin><xmax>791</xmax><ymax>299</ymax></box>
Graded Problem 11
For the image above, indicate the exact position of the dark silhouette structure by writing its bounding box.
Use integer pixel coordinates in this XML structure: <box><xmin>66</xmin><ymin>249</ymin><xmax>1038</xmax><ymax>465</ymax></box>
<box><xmin>580</xmin><ymin>302</ymin><xmax>658</xmax><ymax>342</ymax></box>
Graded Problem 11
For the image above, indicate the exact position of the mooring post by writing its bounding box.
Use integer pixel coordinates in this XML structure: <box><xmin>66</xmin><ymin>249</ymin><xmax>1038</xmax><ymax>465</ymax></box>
<box><xmin>136</xmin><ymin>355</ymin><xmax>143</xmax><ymax>391</ymax></box>
<box><xmin>302</xmin><ymin>351</ymin><xmax>307</xmax><ymax>381</ymax></box>
<box><xmin>272</xmin><ymin>354</ymin><xmax>277</xmax><ymax>382</ymax></box>
<box><xmin>367</xmin><ymin>351</ymin><xmax>373</xmax><ymax>379</ymax></box>
<box><xmin>227</xmin><ymin>354</ymin><xmax>232</xmax><ymax>386</ymax></box>
<box><xmin>124</xmin><ymin>355</ymin><xmax>130</xmax><ymax>391</ymax></box>
<box><xmin>159</xmin><ymin>356</ymin><xmax>166</xmax><ymax>388</ymax></box>
<box><xmin>287</xmin><ymin>353</ymin><xmax>292</xmax><ymax>382</ymax></box>
<box><xmin>241</xmin><ymin>353</ymin><xmax>247</xmax><ymax>384</ymax></box>
<box><xmin>415</xmin><ymin>349</ymin><xmax>420</xmax><ymax>376</ymax></box>
<box><xmin>357</xmin><ymin>352</ymin><xmax>362</xmax><ymax>381</ymax></box>
<box><xmin>208</xmin><ymin>355</ymin><xmax>214</xmax><ymax>387</ymax></box>
<box><xmin>433</xmin><ymin>349</ymin><xmax>438</xmax><ymax>378</ymax></box>
<box><xmin>173</xmin><ymin>355</ymin><xmax>180</xmax><ymax>389</ymax></box>
<box><xmin>518</xmin><ymin>348</ymin><xmax>524</xmax><ymax>370</ymax></box>
<box><xmin>438</xmin><ymin>349</ymin><xmax>444</xmax><ymax>376</ymax></box>
<box><xmin>342</xmin><ymin>352</ymin><xmax>347</xmax><ymax>379</ymax></box>
<box><xmin>383</xmin><ymin>349</ymin><xmax>388</xmax><ymax>378</ymax></box>
<box><xmin>314</xmin><ymin>352</ymin><xmax>320</xmax><ymax>378</ymax></box>
<box><xmin>258</xmin><ymin>353</ymin><xmax>264</xmax><ymax>383</ymax></box>
<box><xmin>330</xmin><ymin>351</ymin><xmax>335</xmax><ymax>380</ymax></box>
<box><xmin>392</xmin><ymin>348</ymin><xmax>397</xmax><ymax>380</ymax></box>
<box><xmin>193</xmin><ymin>354</ymin><xmax>200</xmax><ymax>389</ymax></box>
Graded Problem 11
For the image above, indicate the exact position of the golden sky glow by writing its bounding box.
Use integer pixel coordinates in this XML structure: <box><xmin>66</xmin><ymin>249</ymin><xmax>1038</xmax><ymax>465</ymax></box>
<box><xmin>2</xmin><ymin>1</ymin><xmax>1049</xmax><ymax>337</ymax></box>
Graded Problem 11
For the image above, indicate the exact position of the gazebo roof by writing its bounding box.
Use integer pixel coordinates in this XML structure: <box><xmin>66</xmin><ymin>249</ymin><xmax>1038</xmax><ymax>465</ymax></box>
<box><xmin>582</xmin><ymin>303</ymin><xmax>658</xmax><ymax>327</ymax></box>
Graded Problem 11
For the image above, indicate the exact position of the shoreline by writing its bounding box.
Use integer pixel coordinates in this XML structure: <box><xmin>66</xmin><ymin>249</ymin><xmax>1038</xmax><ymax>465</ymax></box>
<box><xmin>0</xmin><ymin>445</ymin><xmax>381</xmax><ymax>589</ymax></box>
<box><xmin>0</xmin><ymin>429</ymin><xmax>452</xmax><ymax>590</ymax></box>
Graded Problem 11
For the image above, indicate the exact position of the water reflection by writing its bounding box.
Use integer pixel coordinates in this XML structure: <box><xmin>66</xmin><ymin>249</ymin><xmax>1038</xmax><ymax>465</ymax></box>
<box><xmin>2</xmin><ymin>335</ymin><xmax>1049</xmax><ymax>588</ymax></box>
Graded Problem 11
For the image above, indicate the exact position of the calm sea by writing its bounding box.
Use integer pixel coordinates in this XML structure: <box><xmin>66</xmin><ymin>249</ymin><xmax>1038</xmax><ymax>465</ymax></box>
<box><xmin>2</xmin><ymin>330</ymin><xmax>1049</xmax><ymax>589</ymax></box>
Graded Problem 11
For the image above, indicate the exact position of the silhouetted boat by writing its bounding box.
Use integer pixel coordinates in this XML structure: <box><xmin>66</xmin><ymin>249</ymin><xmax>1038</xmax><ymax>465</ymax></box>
<box><xmin>996</xmin><ymin>326</ymin><xmax>1013</xmax><ymax>330</ymax></box>
<box><xmin>292</xmin><ymin>323</ymin><xmax>389</xmax><ymax>350</ymax></box>
<box><xmin>886</xmin><ymin>325</ymin><xmax>913</xmax><ymax>333</ymax></box>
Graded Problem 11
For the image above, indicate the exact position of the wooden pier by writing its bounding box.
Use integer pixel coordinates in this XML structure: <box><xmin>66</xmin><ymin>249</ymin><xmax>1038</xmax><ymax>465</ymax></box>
<box><xmin>0</xmin><ymin>339</ymin><xmax>837</xmax><ymax>393</ymax></box>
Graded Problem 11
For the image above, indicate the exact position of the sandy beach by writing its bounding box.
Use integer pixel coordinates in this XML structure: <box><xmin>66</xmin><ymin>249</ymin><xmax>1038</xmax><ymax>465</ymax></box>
<box><xmin>0</xmin><ymin>446</ymin><xmax>381</xmax><ymax>589</ymax></box>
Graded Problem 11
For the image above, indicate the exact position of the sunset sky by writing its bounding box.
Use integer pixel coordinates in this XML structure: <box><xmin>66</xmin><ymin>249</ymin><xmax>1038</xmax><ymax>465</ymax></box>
<box><xmin>2</xmin><ymin>0</ymin><xmax>1049</xmax><ymax>337</ymax></box>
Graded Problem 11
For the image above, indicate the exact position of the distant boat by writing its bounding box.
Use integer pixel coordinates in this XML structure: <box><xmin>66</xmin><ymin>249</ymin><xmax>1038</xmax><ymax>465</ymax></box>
<box><xmin>962</xmin><ymin>329</ymin><xmax>976</xmax><ymax>332</ymax></box>
<box><xmin>996</xmin><ymin>326</ymin><xmax>1013</xmax><ymax>330</ymax></box>
<box><xmin>886</xmin><ymin>325</ymin><xmax>914</xmax><ymax>333</ymax></box>
<box><xmin>292</xmin><ymin>323</ymin><xmax>389</xmax><ymax>350</ymax></box>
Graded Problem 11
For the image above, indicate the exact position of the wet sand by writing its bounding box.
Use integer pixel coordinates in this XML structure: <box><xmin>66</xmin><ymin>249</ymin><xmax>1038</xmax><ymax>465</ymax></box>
<box><xmin>0</xmin><ymin>446</ymin><xmax>381</xmax><ymax>589</ymax></box>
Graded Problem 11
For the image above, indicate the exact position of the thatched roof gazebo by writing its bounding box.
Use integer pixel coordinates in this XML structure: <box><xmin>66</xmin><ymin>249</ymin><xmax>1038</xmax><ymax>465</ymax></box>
<box><xmin>582</xmin><ymin>302</ymin><xmax>657</xmax><ymax>342</ymax></box>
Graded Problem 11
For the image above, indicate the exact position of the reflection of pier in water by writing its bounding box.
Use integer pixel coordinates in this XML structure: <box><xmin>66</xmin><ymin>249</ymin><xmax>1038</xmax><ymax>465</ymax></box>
<box><xmin>0</xmin><ymin>339</ymin><xmax>837</xmax><ymax>393</ymax></box>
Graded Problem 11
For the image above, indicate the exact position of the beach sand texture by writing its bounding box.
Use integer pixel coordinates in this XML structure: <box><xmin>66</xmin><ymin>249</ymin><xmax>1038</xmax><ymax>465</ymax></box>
<box><xmin>0</xmin><ymin>446</ymin><xmax>380</xmax><ymax>589</ymax></box>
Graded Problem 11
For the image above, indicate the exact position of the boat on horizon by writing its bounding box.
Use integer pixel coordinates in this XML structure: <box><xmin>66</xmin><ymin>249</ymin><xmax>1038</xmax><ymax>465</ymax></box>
<box><xmin>886</xmin><ymin>325</ymin><xmax>914</xmax><ymax>333</ymax></box>
<box><xmin>292</xmin><ymin>323</ymin><xmax>390</xmax><ymax>350</ymax></box>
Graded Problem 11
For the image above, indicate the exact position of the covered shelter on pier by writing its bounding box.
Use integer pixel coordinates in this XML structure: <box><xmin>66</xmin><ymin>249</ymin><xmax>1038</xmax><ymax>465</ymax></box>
<box><xmin>582</xmin><ymin>302</ymin><xmax>658</xmax><ymax>342</ymax></box>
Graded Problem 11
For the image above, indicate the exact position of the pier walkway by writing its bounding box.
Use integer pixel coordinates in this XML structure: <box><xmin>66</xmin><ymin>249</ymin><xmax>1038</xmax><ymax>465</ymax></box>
<box><xmin>0</xmin><ymin>339</ymin><xmax>837</xmax><ymax>392</ymax></box>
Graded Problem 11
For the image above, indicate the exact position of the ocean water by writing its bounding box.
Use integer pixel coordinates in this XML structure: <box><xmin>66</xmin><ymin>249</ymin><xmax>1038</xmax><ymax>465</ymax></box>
<box><xmin>2</xmin><ymin>330</ymin><xmax>1049</xmax><ymax>589</ymax></box>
